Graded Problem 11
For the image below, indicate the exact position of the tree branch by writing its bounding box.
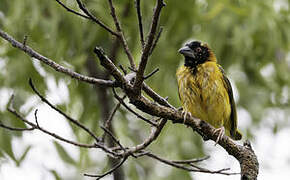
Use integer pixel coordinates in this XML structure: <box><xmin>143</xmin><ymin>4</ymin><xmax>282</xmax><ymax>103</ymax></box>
<box><xmin>135</xmin><ymin>0</ymin><xmax>145</xmax><ymax>49</ymax></box>
<box><xmin>107</xmin><ymin>0</ymin><xmax>136</xmax><ymax>69</ymax></box>
<box><xmin>29</xmin><ymin>78</ymin><xmax>100</xmax><ymax>142</ymax></box>
<box><xmin>133</xmin><ymin>0</ymin><xmax>165</xmax><ymax>95</ymax></box>
<box><xmin>84</xmin><ymin>156</ymin><xmax>128</xmax><ymax>179</ymax></box>
<box><xmin>55</xmin><ymin>0</ymin><xmax>90</xmax><ymax>19</ymax></box>
<box><xmin>74</xmin><ymin>0</ymin><xmax>119</xmax><ymax>36</ymax></box>
<box><xmin>0</xmin><ymin>122</ymin><xmax>35</xmax><ymax>131</ymax></box>
<box><xmin>0</xmin><ymin>29</ymin><xmax>115</xmax><ymax>87</ymax></box>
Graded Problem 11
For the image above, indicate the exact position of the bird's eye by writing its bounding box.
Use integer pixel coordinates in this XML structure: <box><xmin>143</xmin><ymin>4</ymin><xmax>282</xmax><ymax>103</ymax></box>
<box><xmin>196</xmin><ymin>47</ymin><xmax>202</xmax><ymax>52</ymax></box>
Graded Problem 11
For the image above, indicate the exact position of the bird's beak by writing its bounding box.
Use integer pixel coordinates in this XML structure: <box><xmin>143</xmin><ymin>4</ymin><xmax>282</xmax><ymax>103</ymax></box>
<box><xmin>178</xmin><ymin>46</ymin><xmax>195</xmax><ymax>58</ymax></box>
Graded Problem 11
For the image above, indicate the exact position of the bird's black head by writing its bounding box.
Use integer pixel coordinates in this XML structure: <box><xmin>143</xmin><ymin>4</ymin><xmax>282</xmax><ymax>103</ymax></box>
<box><xmin>178</xmin><ymin>41</ymin><xmax>210</xmax><ymax>68</ymax></box>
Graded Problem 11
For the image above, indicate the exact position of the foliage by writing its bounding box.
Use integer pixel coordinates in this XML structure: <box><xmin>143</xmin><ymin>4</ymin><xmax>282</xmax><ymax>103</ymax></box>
<box><xmin>0</xmin><ymin>0</ymin><xmax>289</xmax><ymax>179</ymax></box>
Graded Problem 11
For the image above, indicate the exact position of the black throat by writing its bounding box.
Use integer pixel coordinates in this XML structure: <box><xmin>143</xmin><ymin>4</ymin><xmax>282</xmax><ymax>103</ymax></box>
<box><xmin>184</xmin><ymin>56</ymin><xmax>199</xmax><ymax>74</ymax></box>
<box><xmin>184</xmin><ymin>57</ymin><xmax>197</xmax><ymax>67</ymax></box>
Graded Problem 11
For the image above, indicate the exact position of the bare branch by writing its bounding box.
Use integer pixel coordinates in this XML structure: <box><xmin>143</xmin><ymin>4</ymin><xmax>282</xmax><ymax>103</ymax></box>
<box><xmin>135</xmin><ymin>0</ymin><xmax>145</xmax><ymax>49</ymax></box>
<box><xmin>144</xmin><ymin>152</ymin><xmax>238</xmax><ymax>175</ymax></box>
<box><xmin>149</xmin><ymin>27</ymin><xmax>163</xmax><ymax>55</ymax></box>
<box><xmin>143</xmin><ymin>68</ymin><xmax>159</xmax><ymax>80</ymax></box>
<box><xmin>172</xmin><ymin>156</ymin><xmax>210</xmax><ymax>164</ymax></box>
<box><xmin>107</xmin><ymin>0</ymin><xmax>136</xmax><ymax>69</ymax></box>
<box><xmin>0</xmin><ymin>29</ymin><xmax>115</xmax><ymax>87</ymax></box>
<box><xmin>55</xmin><ymin>0</ymin><xmax>90</xmax><ymax>19</ymax></box>
<box><xmin>112</xmin><ymin>88</ymin><xmax>158</xmax><ymax>126</ymax></box>
<box><xmin>74</xmin><ymin>0</ymin><xmax>119</xmax><ymax>36</ymax></box>
<box><xmin>84</xmin><ymin>156</ymin><xmax>128</xmax><ymax>179</ymax></box>
<box><xmin>29</xmin><ymin>79</ymin><xmax>100</xmax><ymax>142</ymax></box>
<box><xmin>100</xmin><ymin>126</ymin><xmax>126</xmax><ymax>152</ymax></box>
<box><xmin>126</xmin><ymin>118</ymin><xmax>166</xmax><ymax>153</ymax></box>
<box><xmin>7</xmin><ymin>105</ymin><xmax>96</xmax><ymax>149</ymax></box>
<box><xmin>142</xmin><ymin>83</ymin><xmax>175</xmax><ymax>109</ymax></box>
<box><xmin>133</xmin><ymin>0</ymin><xmax>165</xmax><ymax>95</ymax></box>
<box><xmin>94</xmin><ymin>47</ymin><xmax>130</xmax><ymax>89</ymax></box>
<box><xmin>0</xmin><ymin>122</ymin><xmax>35</xmax><ymax>131</ymax></box>
<box><xmin>101</xmin><ymin>96</ymin><xmax>125</xmax><ymax>142</ymax></box>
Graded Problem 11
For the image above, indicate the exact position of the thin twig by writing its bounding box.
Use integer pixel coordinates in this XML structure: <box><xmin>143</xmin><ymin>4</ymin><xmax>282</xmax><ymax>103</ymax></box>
<box><xmin>0</xmin><ymin>122</ymin><xmax>35</xmax><ymax>131</ymax></box>
<box><xmin>23</xmin><ymin>35</ymin><xmax>28</xmax><ymax>46</ymax></box>
<box><xmin>119</xmin><ymin>65</ymin><xmax>127</xmax><ymax>75</ymax></box>
<box><xmin>149</xmin><ymin>27</ymin><xmax>163</xmax><ymax>55</ymax></box>
<box><xmin>100</xmin><ymin>126</ymin><xmax>126</xmax><ymax>152</ymax></box>
<box><xmin>55</xmin><ymin>0</ymin><xmax>90</xmax><ymax>19</ymax></box>
<box><xmin>29</xmin><ymin>79</ymin><xmax>100</xmax><ymax>142</ymax></box>
<box><xmin>7</xmin><ymin>106</ymin><xmax>96</xmax><ymax>149</ymax></box>
<box><xmin>74</xmin><ymin>0</ymin><xmax>119</xmax><ymax>36</ymax></box>
<box><xmin>126</xmin><ymin>118</ymin><xmax>166</xmax><ymax>154</ymax></box>
<box><xmin>112</xmin><ymin>88</ymin><xmax>158</xmax><ymax>126</ymax></box>
<box><xmin>172</xmin><ymin>156</ymin><xmax>210</xmax><ymax>164</ymax></box>
<box><xmin>144</xmin><ymin>152</ymin><xmax>238</xmax><ymax>175</ymax></box>
<box><xmin>84</xmin><ymin>156</ymin><xmax>128</xmax><ymax>179</ymax></box>
<box><xmin>143</xmin><ymin>68</ymin><xmax>159</xmax><ymax>80</ymax></box>
<box><xmin>101</xmin><ymin>96</ymin><xmax>125</xmax><ymax>142</ymax></box>
<box><xmin>135</xmin><ymin>0</ymin><xmax>145</xmax><ymax>49</ymax></box>
<box><xmin>133</xmin><ymin>0</ymin><xmax>165</xmax><ymax>95</ymax></box>
<box><xmin>0</xmin><ymin>29</ymin><xmax>115</xmax><ymax>87</ymax></box>
<box><xmin>107</xmin><ymin>0</ymin><xmax>136</xmax><ymax>69</ymax></box>
<box><xmin>34</xmin><ymin>109</ymin><xmax>40</xmax><ymax>127</ymax></box>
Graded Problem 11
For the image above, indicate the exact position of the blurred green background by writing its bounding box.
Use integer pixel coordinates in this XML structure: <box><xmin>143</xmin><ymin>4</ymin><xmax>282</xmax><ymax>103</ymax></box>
<box><xmin>0</xmin><ymin>0</ymin><xmax>289</xmax><ymax>179</ymax></box>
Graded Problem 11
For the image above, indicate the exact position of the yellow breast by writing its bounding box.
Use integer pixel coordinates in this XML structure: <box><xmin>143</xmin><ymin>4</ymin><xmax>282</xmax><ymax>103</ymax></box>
<box><xmin>176</xmin><ymin>62</ymin><xmax>231</xmax><ymax>132</ymax></box>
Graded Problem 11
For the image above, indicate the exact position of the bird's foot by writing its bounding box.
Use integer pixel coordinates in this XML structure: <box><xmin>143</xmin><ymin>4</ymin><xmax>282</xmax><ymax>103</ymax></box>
<box><xmin>182</xmin><ymin>110</ymin><xmax>191</xmax><ymax>124</ymax></box>
<box><xmin>213</xmin><ymin>126</ymin><xmax>225</xmax><ymax>146</ymax></box>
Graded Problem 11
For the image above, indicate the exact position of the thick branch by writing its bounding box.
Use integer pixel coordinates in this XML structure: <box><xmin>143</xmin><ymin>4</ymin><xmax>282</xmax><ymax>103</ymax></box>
<box><xmin>0</xmin><ymin>29</ymin><xmax>115</xmax><ymax>87</ymax></box>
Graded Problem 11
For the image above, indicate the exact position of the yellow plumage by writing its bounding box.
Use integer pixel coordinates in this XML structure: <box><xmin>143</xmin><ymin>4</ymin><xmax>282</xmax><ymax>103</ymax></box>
<box><xmin>176</xmin><ymin>41</ymin><xmax>242</xmax><ymax>140</ymax></box>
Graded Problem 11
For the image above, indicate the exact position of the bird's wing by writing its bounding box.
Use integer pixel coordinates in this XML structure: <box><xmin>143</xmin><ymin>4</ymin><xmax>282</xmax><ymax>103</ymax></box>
<box><xmin>218</xmin><ymin>65</ymin><xmax>237</xmax><ymax>137</ymax></box>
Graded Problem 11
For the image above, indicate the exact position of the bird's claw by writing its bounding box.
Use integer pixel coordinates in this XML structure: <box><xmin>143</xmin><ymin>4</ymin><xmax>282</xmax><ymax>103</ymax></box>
<box><xmin>213</xmin><ymin>126</ymin><xmax>225</xmax><ymax>146</ymax></box>
<box><xmin>182</xmin><ymin>110</ymin><xmax>191</xmax><ymax>124</ymax></box>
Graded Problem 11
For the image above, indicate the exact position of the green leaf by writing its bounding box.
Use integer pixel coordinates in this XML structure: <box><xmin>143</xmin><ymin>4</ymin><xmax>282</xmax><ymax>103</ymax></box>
<box><xmin>53</xmin><ymin>141</ymin><xmax>76</xmax><ymax>166</ymax></box>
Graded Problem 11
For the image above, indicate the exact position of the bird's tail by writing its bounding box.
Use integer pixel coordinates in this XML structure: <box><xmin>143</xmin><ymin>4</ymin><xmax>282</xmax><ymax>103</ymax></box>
<box><xmin>232</xmin><ymin>130</ymin><xmax>242</xmax><ymax>140</ymax></box>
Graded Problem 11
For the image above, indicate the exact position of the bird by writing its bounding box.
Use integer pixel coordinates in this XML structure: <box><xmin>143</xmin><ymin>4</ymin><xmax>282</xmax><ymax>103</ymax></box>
<box><xmin>176</xmin><ymin>40</ymin><xmax>242</xmax><ymax>143</ymax></box>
